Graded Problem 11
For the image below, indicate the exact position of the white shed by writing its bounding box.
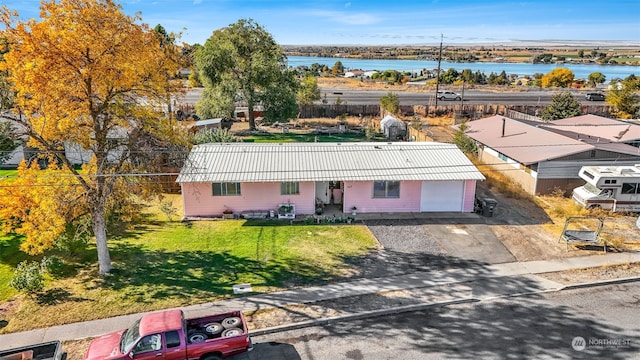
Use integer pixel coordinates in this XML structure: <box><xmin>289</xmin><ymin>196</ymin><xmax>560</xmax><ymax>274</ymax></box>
<box><xmin>380</xmin><ymin>115</ymin><xmax>406</xmax><ymax>140</ymax></box>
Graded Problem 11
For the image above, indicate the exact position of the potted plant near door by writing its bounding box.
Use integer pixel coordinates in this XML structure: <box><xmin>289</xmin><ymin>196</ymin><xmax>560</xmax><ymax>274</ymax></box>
<box><xmin>351</xmin><ymin>206</ymin><xmax>357</xmax><ymax>216</ymax></box>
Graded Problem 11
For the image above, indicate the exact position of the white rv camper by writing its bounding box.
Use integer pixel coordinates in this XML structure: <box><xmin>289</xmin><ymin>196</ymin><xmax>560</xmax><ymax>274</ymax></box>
<box><xmin>572</xmin><ymin>165</ymin><xmax>640</xmax><ymax>212</ymax></box>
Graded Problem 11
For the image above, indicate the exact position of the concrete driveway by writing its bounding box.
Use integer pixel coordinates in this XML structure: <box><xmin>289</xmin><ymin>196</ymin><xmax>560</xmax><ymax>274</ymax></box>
<box><xmin>426</xmin><ymin>223</ymin><xmax>516</xmax><ymax>264</ymax></box>
<box><xmin>364</xmin><ymin>214</ymin><xmax>516</xmax><ymax>265</ymax></box>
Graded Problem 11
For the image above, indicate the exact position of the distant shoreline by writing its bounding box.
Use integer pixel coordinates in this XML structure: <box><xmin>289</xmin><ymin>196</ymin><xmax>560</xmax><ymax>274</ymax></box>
<box><xmin>285</xmin><ymin>56</ymin><xmax>639</xmax><ymax>80</ymax></box>
<box><xmin>282</xmin><ymin>41</ymin><xmax>640</xmax><ymax>49</ymax></box>
<box><xmin>283</xmin><ymin>44</ymin><xmax>640</xmax><ymax>68</ymax></box>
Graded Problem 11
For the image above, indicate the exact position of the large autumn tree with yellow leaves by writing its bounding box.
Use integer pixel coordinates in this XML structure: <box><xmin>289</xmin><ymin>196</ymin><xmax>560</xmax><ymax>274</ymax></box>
<box><xmin>0</xmin><ymin>0</ymin><xmax>185</xmax><ymax>274</ymax></box>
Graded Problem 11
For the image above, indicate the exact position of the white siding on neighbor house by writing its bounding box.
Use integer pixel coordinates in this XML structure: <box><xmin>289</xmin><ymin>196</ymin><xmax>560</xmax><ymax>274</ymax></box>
<box><xmin>483</xmin><ymin>147</ymin><xmax>520</xmax><ymax>169</ymax></box>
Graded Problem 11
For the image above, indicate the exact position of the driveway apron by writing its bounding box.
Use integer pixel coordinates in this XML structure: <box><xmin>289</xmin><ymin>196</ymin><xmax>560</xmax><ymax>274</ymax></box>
<box><xmin>426</xmin><ymin>224</ymin><xmax>516</xmax><ymax>264</ymax></box>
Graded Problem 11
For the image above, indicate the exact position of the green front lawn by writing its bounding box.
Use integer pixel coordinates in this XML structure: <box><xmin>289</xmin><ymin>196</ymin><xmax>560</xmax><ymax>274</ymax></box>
<box><xmin>0</xmin><ymin>217</ymin><xmax>379</xmax><ymax>333</ymax></box>
<box><xmin>0</xmin><ymin>169</ymin><xmax>17</xmax><ymax>178</ymax></box>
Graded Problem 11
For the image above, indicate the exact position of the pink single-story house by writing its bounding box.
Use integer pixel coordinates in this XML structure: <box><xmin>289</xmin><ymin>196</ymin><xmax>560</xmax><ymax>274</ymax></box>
<box><xmin>176</xmin><ymin>142</ymin><xmax>485</xmax><ymax>218</ymax></box>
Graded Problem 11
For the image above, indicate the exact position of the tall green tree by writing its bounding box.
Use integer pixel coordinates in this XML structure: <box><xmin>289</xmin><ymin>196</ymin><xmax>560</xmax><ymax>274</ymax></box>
<box><xmin>453</xmin><ymin>121</ymin><xmax>477</xmax><ymax>156</ymax></box>
<box><xmin>331</xmin><ymin>61</ymin><xmax>344</xmax><ymax>75</ymax></box>
<box><xmin>297</xmin><ymin>74</ymin><xmax>321</xmax><ymax>105</ymax></box>
<box><xmin>624</xmin><ymin>74</ymin><xmax>639</xmax><ymax>90</ymax></box>
<box><xmin>460</xmin><ymin>69</ymin><xmax>473</xmax><ymax>84</ymax></box>
<box><xmin>380</xmin><ymin>92</ymin><xmax>399</xmax><ymax>115</ymax></box>
<box><xmin>439</xmin><ymin>68</ymin><xmax>459</xmax><ymax>84</ymax></box>
<box><xmin>587</xmin><ymin>72</ymin><xmax>606</xmax><ymax>87</ymax></box>
<box><xmin>195</xmin><ymin>19</ymin><xmax>296</xmax><ymax>130</ymax></box>
<box><xmin>540</xmin><ymin>92</ymin><xmax>582</xmax><ymax>121</ymax></box>
<box><xmin>261</xmin><ymin>68</ymin><xmax>299</xmax><ymax>123</ymax></box>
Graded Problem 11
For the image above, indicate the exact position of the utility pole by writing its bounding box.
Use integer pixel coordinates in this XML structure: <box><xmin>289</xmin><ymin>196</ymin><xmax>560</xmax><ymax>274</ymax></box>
<box><xmin>434</xmin><ymin>33</ymin><xmax>443</xmax><ymax>109</ymax></box>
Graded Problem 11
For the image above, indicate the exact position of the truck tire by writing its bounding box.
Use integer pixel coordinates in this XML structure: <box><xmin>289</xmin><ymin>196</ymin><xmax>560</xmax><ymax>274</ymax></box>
<box><xmin>203</xmin><ymin>322</ymin><xmax>223</xmax><ymax>335</ymax></box>
<box><xmin>221</xmin><ymin>328</ymin><xmax>243</xmax><ymax>337</ymax></box>
<box><xmin>187</xmin><ymin>331</ymin><xmax>208</xmax><ymax>344</ymax></box>
<box><xmin>222</xmin><ymin>317</ymin><xmax>241</xmax><ymax>329</ymax></box>
<box><xmin>202</xmin><ymin>355</ymin><xmax>222</xmax><ymax>360</ymax></box>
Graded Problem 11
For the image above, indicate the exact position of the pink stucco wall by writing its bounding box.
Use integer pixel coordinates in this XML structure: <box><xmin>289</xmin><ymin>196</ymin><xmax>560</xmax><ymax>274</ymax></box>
<box><xmin>181</xmin><ymin>179</ymin><xmax>479</xmax><ymax>217</ymax></box>
<box><xmin>181</xmin><ymin>181</ymin><xmax>316</xmax><ymax>217</ymax></box>
<box><xmin>463</xmin><ymin>180</ymin><xmax>477</xmax><ymax>212</ymax></box>
<box><xmin>342</xmin><ymin>180</ymin><xmax>422</xmax><ymax>213</ymax></box>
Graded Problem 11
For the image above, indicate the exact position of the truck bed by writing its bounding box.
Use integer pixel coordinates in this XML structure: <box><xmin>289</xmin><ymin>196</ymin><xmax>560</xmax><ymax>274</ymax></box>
<box><xmin>186</xmin><ymin>310</ymin><xmax>247</xmax><ymax>341</ymax></box>
<box><xmin>183</xmin><ymin>310</ymin><xmax>252</xmax><ymax>358</ymax></box>
<box><xmin>0</xmin><ymin>341</ymin><xmax>66</xmax><ymax>360</ymax></box>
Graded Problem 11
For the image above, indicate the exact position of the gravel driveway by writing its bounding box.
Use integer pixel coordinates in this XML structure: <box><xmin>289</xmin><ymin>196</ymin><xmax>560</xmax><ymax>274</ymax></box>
<box><xmin>366</xmin><ymin>219</ymin><xmax>446</xmax><ymax>255</ymax></box>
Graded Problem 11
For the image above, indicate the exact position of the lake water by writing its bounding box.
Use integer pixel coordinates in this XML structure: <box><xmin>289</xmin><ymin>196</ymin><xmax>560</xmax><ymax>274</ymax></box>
<box><xmin>286</xmin><ymin>55</ymin><xmax>639</xmax><ymax>80</ymax></box>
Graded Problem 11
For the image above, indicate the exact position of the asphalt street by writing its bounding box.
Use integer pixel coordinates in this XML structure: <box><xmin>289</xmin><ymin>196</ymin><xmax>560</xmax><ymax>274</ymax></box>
<box><xmin>238</xmin><ymin>282</ymin><xmax>640</xmax><ymax>360</ymax></box>
<box><xmin>176</xmin><ymin>87</ymin><xmax>606</xmax><ymax>107</ymax></box>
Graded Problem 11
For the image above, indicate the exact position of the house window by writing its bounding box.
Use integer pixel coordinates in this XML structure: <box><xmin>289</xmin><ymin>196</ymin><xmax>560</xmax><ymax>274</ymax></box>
<box><xmin>281</xmin><ymin>182</ymin><xmax>300</xmax><ymax>195</ymax></box>
<box><xmin>622</xmin><ymin>183</ymin><xmax>639</xmax><ymax>195</ymax></box>
<box><xmin>212</xmin><ymin>182</ymin><xmax>241</xmax><ymax>196</ymax></box>
<box><xmin>604</xmin><ymin>179</ymin><xmax>617</xmax><ymax>185</ymax></box>
<box><xmin>373</xmin><ymin>181</ymin><xmax>400</xmax><ymax>198</ymax></box>
<box><xmin>590</xmin><ymin>150</ymin><xmax>596</xmax><ymax>158</ymax></box>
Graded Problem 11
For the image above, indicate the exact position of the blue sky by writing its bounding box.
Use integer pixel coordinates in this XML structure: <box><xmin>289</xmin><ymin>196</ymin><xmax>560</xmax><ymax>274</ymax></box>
<box><xmin>4</xmin><ymin>0</ymin><xmax>640</xmax><ymax>46</ymax></box>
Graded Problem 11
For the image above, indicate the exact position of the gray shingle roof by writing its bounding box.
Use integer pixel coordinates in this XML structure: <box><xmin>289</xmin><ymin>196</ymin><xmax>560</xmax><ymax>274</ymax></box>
<box><xmin>177</xmin><ymin>142</ymin><xmax>485</xmax><ymax>183</ymax></box>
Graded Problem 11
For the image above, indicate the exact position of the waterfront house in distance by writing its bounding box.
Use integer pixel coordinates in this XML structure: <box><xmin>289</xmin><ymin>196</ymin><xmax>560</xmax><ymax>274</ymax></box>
<box><xmin>460</xmin><ymin>114</ymin><xmax>640</xmax><ymax>195</ymax></box>
<box><xmin>176</xmin><ymin>142</ymin><xmax>485</xmax><ymax>218</ymax></box>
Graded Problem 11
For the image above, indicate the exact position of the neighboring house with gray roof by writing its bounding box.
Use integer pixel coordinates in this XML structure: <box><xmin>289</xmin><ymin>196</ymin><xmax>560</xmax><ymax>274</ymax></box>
<box><xmin>460</xmin><ymin>115</ymin><xmax>640</xmax><ymax>195</ymax></box>
<box><xmin>176</xmin><ymin>142</ymin><xmax>485</xmax><ymax>218</ymax></box>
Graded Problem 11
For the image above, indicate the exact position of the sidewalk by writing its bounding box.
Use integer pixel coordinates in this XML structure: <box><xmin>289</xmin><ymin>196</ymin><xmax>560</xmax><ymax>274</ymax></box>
<box><xmin>1</xmin><ymin>251</ymin><xmax>639</xmax><ymax>350</ymax></box>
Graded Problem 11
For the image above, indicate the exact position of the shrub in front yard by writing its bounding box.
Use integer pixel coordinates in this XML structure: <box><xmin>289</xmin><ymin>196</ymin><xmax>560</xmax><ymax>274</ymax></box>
<box><xmin>10</xmin><ymin>261</ymin><xmax>45</xmax><ymax>297</ymax></box>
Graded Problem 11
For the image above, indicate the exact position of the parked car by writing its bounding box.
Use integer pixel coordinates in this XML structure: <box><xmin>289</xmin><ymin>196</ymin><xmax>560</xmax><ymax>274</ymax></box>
<box><xmin>585</xmin><ymin>92</ymin><xmax>605</xmax><ymax>101</ymax></box>
<box><xmin>85</xmin><ymin>309</ymin><xmax>252</xmax><ymax>360</ymax></box>
<box><xmin>0</xmin><ymin>341</ymin><xmax>67</xmax><ymax>360</ymax></box>
<box><xmin>436</xmin><ymin>90</ymin><xmax>462</xmax><ymax>101</ymax></box>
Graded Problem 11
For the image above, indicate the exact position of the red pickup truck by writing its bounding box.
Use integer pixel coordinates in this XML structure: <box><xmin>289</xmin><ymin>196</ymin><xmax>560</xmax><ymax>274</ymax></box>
<box><xmin>84</xmin><ymin>309</ymin><xmax>252</xmax><ymax>360</ymax></box>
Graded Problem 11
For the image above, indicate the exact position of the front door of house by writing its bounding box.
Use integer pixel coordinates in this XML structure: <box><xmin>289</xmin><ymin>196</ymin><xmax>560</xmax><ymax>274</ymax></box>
<box><xmin>315</xmin><ymin>181</ymin><xmax>330</xmax><ymax>206</ymax></box>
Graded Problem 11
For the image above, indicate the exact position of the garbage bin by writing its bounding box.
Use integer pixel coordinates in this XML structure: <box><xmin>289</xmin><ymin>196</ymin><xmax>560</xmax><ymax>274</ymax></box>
<box><xmin>481</xmin><ymin>198</ymin><xmax>498</xmax><ymax>217</ymax></box>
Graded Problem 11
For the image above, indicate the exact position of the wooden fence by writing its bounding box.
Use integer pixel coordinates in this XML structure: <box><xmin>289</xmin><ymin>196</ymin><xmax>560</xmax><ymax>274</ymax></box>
<box><xmin>175</xmin><ymin>102</ymin><xmax>612</xmax><ymax>121</ymax></box>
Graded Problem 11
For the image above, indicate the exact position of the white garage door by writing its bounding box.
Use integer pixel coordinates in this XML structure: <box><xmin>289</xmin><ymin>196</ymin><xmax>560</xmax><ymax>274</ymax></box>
<box><xmin>420</xmin><ymin>181</ymin><xmax>464</xmax><ymax>212</ymax></box>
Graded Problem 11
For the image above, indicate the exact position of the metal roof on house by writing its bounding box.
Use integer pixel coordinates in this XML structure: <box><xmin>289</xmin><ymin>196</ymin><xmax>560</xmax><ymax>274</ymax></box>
<box><xmin>177</xmin><ymin>142</ymin><xmax>485</xmax><ymax>183</ymax></box>
<box><xmin>543</xmin><ymin>115</ymin><xmax>640</xmax><ymax>143</ymax></box>
<box><xmin>461</xmin><ymin>115</ymin><xmax>594</xmax><ymax>165</ymax></box>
